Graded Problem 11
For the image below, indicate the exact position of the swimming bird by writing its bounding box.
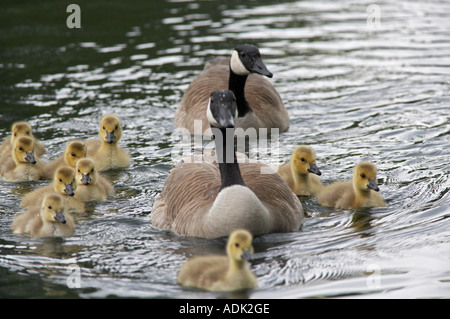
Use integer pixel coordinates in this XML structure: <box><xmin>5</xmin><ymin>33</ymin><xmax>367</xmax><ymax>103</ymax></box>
<box><xmin>177</xmin><ymin>229</ymin><xmax>258</xmax><ymax>292</ymax></box>
<box><xmin>174</xmin><ymin>44</ymin><xmax>289</xmax><ymax>136</ymax></box>
<box><xmin>152</xmin><ymin>90</ymin><xmax>303</xmax><ymax>239</ymax></box>
<box><xmin>276</xmin><ymin>146</ymin><xmax>323</xmax><ymax>196</ymax></box>
<box><xmin>317</xmin><ymin>162</ymin><xmax>385</xmax><ymax>209</ymax></box>
<box><xmin>12</xmin><ymin>193</ymin><xmax>75</xmax><ymax>238</ymax></box>
<box><xmin>20</xmin><ymin>166</ymin><xmax>85</xmax><ymax>214</ymax></box>
<box><xmin>0</xmin><ymin>121</ymin><xmax>45</xmax><ymax>160</ymax></box>
<box><xmin>0</xmin><ymin>136</ymin><xmax>46</xmax><ymax>182</ymax></box>
<box><xmin>86</xmin><ymin>114</ymin><xmax>130</xmax><ymax>171</ymax></box>
<box><xmin>42</xmin><ymin>140</ymin><xmax>87</xmax><ymax>179</ymax></box>
<box><xmin>73</xmin><ymin>158</ymin><xmax>114</xmax><ymax>203</ymax></box>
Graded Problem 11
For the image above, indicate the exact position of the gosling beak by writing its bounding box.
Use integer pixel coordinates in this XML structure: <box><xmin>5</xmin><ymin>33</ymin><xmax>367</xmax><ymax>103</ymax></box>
<box><xmin>105</xmin><ymin>131</ymin><xmax>116</xmax><ymax>144</ymax></box>
<box><xmin>307</xmin><ymin>163</ymin><xmax>322</xmax><ymax>176</ymax></box>
<box><xmin>252</xmin><ymin>57</ymin><xmax>273</xmax><ymax>78</ymax></box>
<box><xmin>54</xmin><ymin>210</ymin><xmax>66</xmax><ymax>224</ymax></box>
<box><xmin>368</xmin><ymin>179</ymin><xmax>380</xmax><ymax>192</ymax></box>
<box><xmin>64</xmin><ymin>183</ymin><xmax>75</xmax><ymax>196</ymax></box>
<box><xmin>241</xmin><ymin>249</ymin><xmax>253</xmax><ymax>262</ymax></box>
<box><xmin>25</xmin><ymin>152</ymin><xmax>36</xmax><ymax>164</ymax></box>
<box><xmin>81</xmin><ymin>173</ymin><xmax>91</xmax><ymax>185</ymax></box>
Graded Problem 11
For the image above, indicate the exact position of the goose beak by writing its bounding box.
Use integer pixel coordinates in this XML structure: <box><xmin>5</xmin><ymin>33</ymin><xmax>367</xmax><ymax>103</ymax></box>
<box><xmin>307</xmin><ymin>163</ymin><xmax>322</xmax><ymax>176</ymax></box>
<box><xmin>64</xmin><ymin>183</ymin><xmax>75</xmax><ymax>196</ymax></box>
<box><xmin>54</xmin><ymin>210</ymin><xmax>66</xmax><ymax>224</ymax></box>
<box><xmin>25</xmin><ymin>152</ymin><xmax>36</xmax><ymax>164</ymax></box>
<box><xmin>252</xmin><ymin>58</ymin><xmax>273</xmax><ymax>78</ymax></box>
<box><xmin>105</xmin><ymin>131</ymin><xmax>116</xmax><ymax>144</ymax></box>
<box><xmin>368</xmin><ymin>179</ymin><xmax>380</xmax><ymax>191</ymax></box>
<box><xmin>81</xmin><ymin>173</ymin><xmax>91</xmax><ymax>185</ymax></box>
<box><xmin>241</xmin><ymin>249</ymin><xmax>253</xmax><ymax>261</ymax></box>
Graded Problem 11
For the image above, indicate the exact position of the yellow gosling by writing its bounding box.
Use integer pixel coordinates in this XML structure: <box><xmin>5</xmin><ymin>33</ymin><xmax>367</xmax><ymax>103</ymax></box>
<box><xmin>20</xmin><ymin>166</ymin><xmax>85</xmax><ymax>214</ymax></box>
<box><xmin>43</xmin><ymin>141</ymin><xmax>87</xmax><ymax>179</ymax></box>
<box><xmin>0</xmin><ymin>121</ymin><xmax>45</xmax><ymax>160</ymax></box>
<box><xmin>277</xmin><ymin>146</ymin><xmax>323</xmax><ymax>196</ymax></box>
<box><xmin>177</xmin><ymin>229</ymin><xmax>258</xmax><ymax>292</ymax></box>
<box><xmin>0</xmin><ymin>136</ymin><xmax>46</xmax><ymax>182</ymax></box>
<box><xmin>86</xmin><ymin>114</ymin><xmax>130</xmax><ymax>171</ymax></box>
<box><xmin>12</xmin><ymin>193</ymin><xmax>75</xmax><ymax>238</ymax></box>
<box><xmin>73</xmin><ymin>158</ymin><xmax>114</xmax><ymax>202</ymax></box>
<box><xmin>317</xmin><ymin>162</ymin><xmax>386</xmax><ymax>209</ymax></box>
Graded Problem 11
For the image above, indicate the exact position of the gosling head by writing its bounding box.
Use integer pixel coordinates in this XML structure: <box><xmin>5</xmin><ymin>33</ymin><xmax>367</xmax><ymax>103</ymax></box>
<box><xmin>353</xmin><ymin>162</ymin><xmax>380</xmax><ymax>192</ymax></box>
<box><xmin>64</xmin><ymin>141</ymin><xmax>87</xmax><ymax>167</ymax></box>
<box><xmin>10</xmin><ymin>122</ymin><xmax>33</xmax><ymax>145</ymax></box>
<box><xmin>40</xmin><ymin>193</ymin><xmax>66</xmax><ymax>224</ymax></box>
<box><xmin>13</xmin><ymin>136</ymin><xmax>36</xmax><ymax>165</ymax></box>
<box><xmin>230</xmin><ymin>44</ymin><xmax>273</xmax><ymax>78</ymax></box>
<box><xmin>226</xmin><ymin>229</ymin><xmax>254</xmax><ymax>264</ymax></box>
<box><xmin>291</xmin><ymin>146</ymin><xmax>321</xmax><ymax>176</ymax></box>
<box><xmin>206</xmin><ymin>90</ymin><xmax>238</xmax><ymax>129</ymax></box>
<box><xmin>53</xmin><ymin>166</ymin><xmax>76</xmax><ymax>196</ymax></box>
<box><xmin>99</xmin><ymin>115</ymin><xmax>122</xmax><ymax>144</ymax></box>
<box><xmin>76</xmin><ymin>158</ymin><xmax>97</xmax><ymax>186</ymax></box>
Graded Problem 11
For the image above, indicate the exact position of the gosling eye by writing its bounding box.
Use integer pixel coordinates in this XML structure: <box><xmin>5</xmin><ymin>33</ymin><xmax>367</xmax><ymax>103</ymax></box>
<box><xmin>48</xmin><ymin>205</ymin><xmax>52</xmax><ymax>210</ymax></box>
<box><xmin>59</xmin><ymin>178</ymin><xmax>63</xmax><ymax>182</ymax></box>
<box><xmin>77</xmin><ymin>169</ymin><xmax>81</xmax><ymax>173</ymax></box>
<box><xmin>235</xmin><ymin>242</ymin><xmax>240</xmax><ymax>248</ymax></box>
<box><xmin>18</xmin><ymin>146</ymin><xmax>23</xmax><ymax>151</ymax></box>
<box><xmin>26</xmin><ymin>131</ymin><xmax>30</xmax><ymax>135</ymax></box>
<box><xmin>91</xmin><ymin>168</ymin><xmax>94</xmax><ymax>173</ymax></box>
<box><xmin>115</xmin><ymin>125</ymin><xmax>118</xmax><ymax>130</ymax></box>
<box><xmin>14</xmin><ymin>133</ymin><xmax>17</xmax><ymax>136</ymax></box>
<box><xmin>71</xmin><ymin>152</ymin><xmax>76</xmax><ymax>157</ymax></box>
<box><xmin>360</xmin><ymin>173</ymin><xmax>366</xmax><ymax>179</ymax></box>
<box><xmin>102</xmin><ymin>126</ymin><xmax>105</xmax><ymax>130</ymax></box>
<box><xmin>300</xmin><ymin>158</ymin><xmax>306</xmax><ymax>162</ymax></box>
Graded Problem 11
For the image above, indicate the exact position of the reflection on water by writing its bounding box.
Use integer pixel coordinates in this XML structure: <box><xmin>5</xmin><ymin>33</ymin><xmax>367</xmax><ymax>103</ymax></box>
<box><xmin>1</xmin><ymin>0</ymin><xmax>450</xmax><ymax>298</ymax></box>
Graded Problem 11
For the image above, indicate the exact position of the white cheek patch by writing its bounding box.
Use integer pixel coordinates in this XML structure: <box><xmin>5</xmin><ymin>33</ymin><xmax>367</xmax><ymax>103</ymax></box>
<box><xmin>230</xmin><ymin>50</ymin><xmax>250</xmax><ymax>76</ymax></box>
<box><xmin>206</xmin><ymin>99</ymin><xmax>220</xmax><ymax>127</ymax></box>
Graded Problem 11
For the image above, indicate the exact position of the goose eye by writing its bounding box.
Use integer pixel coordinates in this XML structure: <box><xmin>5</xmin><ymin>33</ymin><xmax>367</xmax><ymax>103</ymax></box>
<box><xmin>360</xmin><ymin>173</ymin><xmax>366</xmax><ymax>178</ymax></box>
<box><xmin>235</xmin><ymin>242</ymin><xmax>240</xmax><ymax>248</ymax></box>
<box><xmin>240</xmin><ymin>52</ymin><xmax>246</xmax><ymax>57</ymax></box>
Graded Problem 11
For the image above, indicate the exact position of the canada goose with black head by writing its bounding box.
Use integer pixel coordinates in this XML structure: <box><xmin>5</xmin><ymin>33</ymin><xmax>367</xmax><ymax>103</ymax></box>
<box><xmin>174</xmin><ymin>44</ymin><xmax>289</xmax><ymax>136</ymax></box>
<box><xmin>152</xmin><ymin>90</ymin><xmax>303</xmax><ymax>239</ymax></box>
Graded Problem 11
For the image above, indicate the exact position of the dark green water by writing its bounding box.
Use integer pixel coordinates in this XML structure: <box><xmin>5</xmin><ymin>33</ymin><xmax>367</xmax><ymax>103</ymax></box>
<box><xmin>1</xmin><ymin>0</ymin><xmax>449</xmax><ymax>298</ymax></box>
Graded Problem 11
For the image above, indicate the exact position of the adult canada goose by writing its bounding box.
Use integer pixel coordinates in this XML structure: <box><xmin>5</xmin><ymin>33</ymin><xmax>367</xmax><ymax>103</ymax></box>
<box><xmin>12</xmin><ymin>193</ymin><xmax>75</xmax><ymax>238</ymax></box>
<box><xmin>317</xmin><ymin>162</ymin><xmax>385</xmax><ymax>209</ymax></box>
<box><xmin>0</xmin><ymin>121</ymin><xmax>45</xmax><ymax>160</ymax></box>
<box><xmin>276</xmin><ymin>146</ymin><xmax>323</xmax><ymax>196</ymax></box>
<box><xmin>42</xmin><ymin>141</ymin><xmax>87</xmax><ymax>179</ymax></box>
<box><xmin>20</xmin><ymin>166</ymin><xmax>85</xmax><ymax>214</ymax></box>
<box><xmin>152</xmin><ymin>90</ymin><xmax>303</xmax><ymax>239</ymax></box>
<box><xmin>174</xmin><ymin>44</ymin><xmax>289</xmax><ymax>136</ymax></box>
<box><xmin>86</xmin><ymin>114</ymin><xmax>130</xmax><ymax>171</ymax></box>
<box><xmin>177</xmin><ymin>229</ymin><xmax>257</xmax><ymax>292</ymax></box>
<box><xmin>0</xmin><ymin>136</ymin><xmax>46</xmax><ymax>182</ymax></box>
<box><xmin>73</xmin><ymin>158</ymin><xmax>114</xmax><ymax>203</ymax></box>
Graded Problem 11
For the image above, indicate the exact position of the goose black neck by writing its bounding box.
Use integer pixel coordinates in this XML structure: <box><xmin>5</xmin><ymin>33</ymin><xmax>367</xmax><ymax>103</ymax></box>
<box><xmin>212</xmin><ymin>127</ymin><xmax>245</xmax><ymax>191</ymax></box>
<box><xmin>228</xmin><ymin>70</ymin><xmax>252</xmax><ymax>117</ymax></box>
